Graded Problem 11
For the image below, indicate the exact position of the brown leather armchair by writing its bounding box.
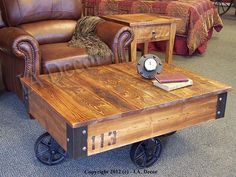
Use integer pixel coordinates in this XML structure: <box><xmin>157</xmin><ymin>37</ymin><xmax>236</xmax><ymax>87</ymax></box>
<box><xmin>0</xmin><ymin>0</ymin><xmax>133</xmax><ymax>99</ymax></box>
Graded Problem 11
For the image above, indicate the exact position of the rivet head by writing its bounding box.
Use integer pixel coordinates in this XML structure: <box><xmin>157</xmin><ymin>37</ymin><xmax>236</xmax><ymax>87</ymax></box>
<box><xmin>217</xmin><ymin>111</ymin><xmax>221</xmax><ymax>115</ymax></box>
<box><xmin>67</xmin><ymin>138</ymin><xmax>70</xmax><ymax>142</ymax></box>
<box><xmin>219</xmin><ymin>97</ymin><xmax>222</xmax><ymax>101</ymax></box>
<box><xmin>82</xmin><ymin>147</ymin><xmax>87</xmax><ymax>151</ymax></box>
<box><xmin>82</xmin><ymin>130</ymin><xmax>87</xmax><ymax>135</ymax></box>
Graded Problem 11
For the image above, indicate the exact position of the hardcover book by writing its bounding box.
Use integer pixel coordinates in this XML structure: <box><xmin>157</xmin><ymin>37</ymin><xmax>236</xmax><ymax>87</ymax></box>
<box><xmin>152</xmin><ymin>79</ymin><xmax>193</xmax><ymax>91</ymax></box>
<box><xmin>155</xmin><ymin>72</ymin><xmax>189</xmax><ymax>83</ymax></box>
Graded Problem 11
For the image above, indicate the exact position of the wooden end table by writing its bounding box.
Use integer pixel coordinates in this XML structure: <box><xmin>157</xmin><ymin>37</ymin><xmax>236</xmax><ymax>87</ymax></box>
<box><xmin>21</xmin><ymin>62</ymin><xmax>230</xmax><ymax>167</ymax></box>
<box><xmin>102</xmin><ymin>14</ymin><xmax>180</xmax><ymax>64</ymax></box>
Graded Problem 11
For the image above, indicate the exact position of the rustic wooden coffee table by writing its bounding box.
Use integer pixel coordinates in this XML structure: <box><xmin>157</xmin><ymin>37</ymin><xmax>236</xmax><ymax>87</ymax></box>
<box><xmin>21</xmin><ymin>63</ymin><xmax>230</xmax><ymax>167</ymax></box>
<box><xmin>102</xmin><ymin>14</ymin><xmax>179</xmax><ymax>64</ymax></box>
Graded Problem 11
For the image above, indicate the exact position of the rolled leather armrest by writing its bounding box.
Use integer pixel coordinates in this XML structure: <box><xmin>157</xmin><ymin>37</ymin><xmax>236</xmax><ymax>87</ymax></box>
<box><xmin>96</xmin><ymin>21</ymin><xmax>134</xmax><ymax>63</ymax></box>
<box><xmin>0</xmin><ymin>27</ymin><xmax>41</xmax><ymax>77</ymax></box>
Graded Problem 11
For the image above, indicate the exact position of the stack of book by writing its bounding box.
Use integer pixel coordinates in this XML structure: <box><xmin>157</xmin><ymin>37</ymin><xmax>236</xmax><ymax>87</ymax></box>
<box><xmin>152</xmin><ymin>72</ymin><xmax>193</xmax><ymax>91</ymax></box>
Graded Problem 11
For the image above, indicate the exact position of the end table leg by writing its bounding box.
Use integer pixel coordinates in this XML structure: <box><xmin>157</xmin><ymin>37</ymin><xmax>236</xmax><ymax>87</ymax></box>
<box><xmin>129</xmin><ymin>39</ymin><xmax>137</xmax><ymax>62</ymax></box>
<box><xmin>142</xmin><ymin>41</ymin><xmax>149</xmax><ymax>56</ymax></box>
<box><xmin>165</xmin><ymin>23</ymin><xmax>176</xmax><ymax>64</ymax></box>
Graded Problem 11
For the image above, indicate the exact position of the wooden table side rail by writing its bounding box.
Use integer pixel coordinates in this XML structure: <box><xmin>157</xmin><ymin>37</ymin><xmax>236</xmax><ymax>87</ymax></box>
<box><xmin>27</xmin><ymin>90</ymin><xmax>228</xmax><ymax>159</ymax></box>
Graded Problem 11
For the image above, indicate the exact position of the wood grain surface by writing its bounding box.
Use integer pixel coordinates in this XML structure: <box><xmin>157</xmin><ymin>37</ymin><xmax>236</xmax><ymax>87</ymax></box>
<box><xmin>21</xmin><ymin>63</ymin><xmax>231</xmax><ymax>129</ymax></box>
<box><xmin>87</xmin><ymin>95</ymin><xmax>217</xmax><ymax>155</ymax></box>
<box><xmin>102</xmin><ymin>14</ymin><xmax>180</xmax><ymax>27</ymax></box>
<box><xmin>29</xmin><ymin>92</ymin><xmax>67</xmax><ymax>150</ymax></box>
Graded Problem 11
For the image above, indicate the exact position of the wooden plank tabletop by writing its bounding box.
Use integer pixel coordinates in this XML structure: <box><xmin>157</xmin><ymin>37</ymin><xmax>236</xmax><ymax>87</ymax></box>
<box><xmin>102</xmin><ymin>14</ymin><xmax>180</xmax><ymax>27</ymax></box>
<box><xmin>21</xmin><ymin>63</ymin><xmax>231</xmax><ymax>128</ymax></box>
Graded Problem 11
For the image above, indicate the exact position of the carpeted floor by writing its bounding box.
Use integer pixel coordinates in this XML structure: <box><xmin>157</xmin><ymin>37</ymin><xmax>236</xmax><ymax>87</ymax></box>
<box><xmin>0</xmin><ymin>10</ymin><xmax>236</xmax><ymax>177</ymax></box>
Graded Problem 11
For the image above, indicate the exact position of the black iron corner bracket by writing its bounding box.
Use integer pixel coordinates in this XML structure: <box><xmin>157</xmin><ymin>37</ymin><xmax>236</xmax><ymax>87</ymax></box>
<box><xmin>216</xmin><ymin>92</ymin><xmax>228</xmax><ymax>119</ymax></box>
<box><xmin>67</xmin><ymin>124</ymin><xmax>88</xmax><ymax>159</ymax></box>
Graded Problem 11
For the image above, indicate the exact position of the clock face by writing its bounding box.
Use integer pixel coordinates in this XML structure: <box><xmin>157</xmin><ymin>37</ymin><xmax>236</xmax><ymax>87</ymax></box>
<box><xmin>144</xmin><ymin>58</ymin><xmax>157</xmax><ymax>71</ymax></box>
<box><xmin>137</xmin><ymin>54</ymin><xmax>163</xmax><ymax>79</ymax></box>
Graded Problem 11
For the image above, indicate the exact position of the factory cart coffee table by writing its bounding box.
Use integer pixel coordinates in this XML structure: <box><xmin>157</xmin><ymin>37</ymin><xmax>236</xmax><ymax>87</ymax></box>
<box><xmin>21</xmin><ymin>63</ymin><xmax>230</xmax><ymax>168</ymax></box>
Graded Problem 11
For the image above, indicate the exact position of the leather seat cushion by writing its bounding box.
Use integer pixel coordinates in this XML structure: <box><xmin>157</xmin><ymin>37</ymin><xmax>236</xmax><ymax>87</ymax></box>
<box><xmin>40</xmin><ymin>43</ymin><xmax>114</xmax><ymax>74</ymax></box>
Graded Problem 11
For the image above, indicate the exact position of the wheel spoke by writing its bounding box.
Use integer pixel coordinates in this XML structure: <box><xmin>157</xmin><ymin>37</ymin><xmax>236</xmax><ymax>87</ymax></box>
<box><xmin>40</xmin><ymin>142</ymin><xmax>50</xmax><ymax>149</ymax></box>
<box><xmin>214</xmin><ymin>1</ymin><xmax>219</xmax><ymax>6</ymax></box>
<box><xmin>146</xmin><ymin>155</ymin><xmax>158</xmax><ymax>166</ymax></box>
<box><xmin>49</xmin><ymin>137</ymin><xmax>54</xmax><ymax>146</ymax></box>
<box><xmin>142</xmin><ymin>156</ymin><xmax>147</xmax><ymax>167</ymax></box>
<box><xmin>156</xmin><ymin>141</ymin><xmax>161</xmax><ymax>148</ymax></box>
<box><xmin>36</xmin><ymin>149</ymin><xmax>49</xmax><ymax>158</ymax></box>
<box><xmin>56</xmin><ymin>150</ymin><xmax>66</xmax><ymax>157</ymax></box>
<box><xmin>40</xmin><ymin>139</ymin><xmax>50</xmax><ymax>148</ymax></box>
<box><xmin>135</xmin><ymin>151</ymin><xmax>146</xmax><ymax>161</ymax></box>
<box><xmin>135</xmin><ymin>145</ymin><xmax>147</xmax><ymax>167</ymax></box>
<box><xmin>225</xmin><ymin>2</ymin><xmax>230</xmax><ymax>8</ymax></box>
<box><xmin>221</xmin><ymin>4</ymin><xmax>225</xmax><ymax>12</ymax></box>
<box><xmin>47</xmin><ymin>153</ymin><xmax>53</xmax><ymax>165</ymax></box>
<box><xmin>136</xmin><ymin>153</ymin><xmax>147</xmax><ymax>167</ymax></box>
<box><xmin>219</xmin><ymin>2</ymin><xmax>224</xmax><ymax>10</ymax></box>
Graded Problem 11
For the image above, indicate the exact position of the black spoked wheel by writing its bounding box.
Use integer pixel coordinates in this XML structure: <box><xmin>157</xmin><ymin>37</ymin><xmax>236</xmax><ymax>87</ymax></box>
<box><xmin>34</xmin><ymin>132</ymin><xmax>67</xmax><ymax>165</ymax></box>
<box><xmin>213</xmin><ymin>0</ymin><xmax>233</xmax><ymax>16</ymax></box>
<box><xmin>130</xmin><ymin>138</ymin><xmax>162</xmax><ymax>168</ymax></box>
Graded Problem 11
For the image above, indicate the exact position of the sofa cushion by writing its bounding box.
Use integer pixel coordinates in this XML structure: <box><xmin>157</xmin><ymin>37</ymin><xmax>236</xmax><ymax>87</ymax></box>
<box><xmin>0</xmin><ymin>0</ymin><xmax>82</xmax><ymax>26</ymax></box>
<box><xmin>40</xmin><ymin>43</ymin><xmax>113</xmax><ymax>74</ymax></box>
<box><xmin>19</xmin><ymin>20</ymin><xmax>77</xmax><ymax>45</ymax></box>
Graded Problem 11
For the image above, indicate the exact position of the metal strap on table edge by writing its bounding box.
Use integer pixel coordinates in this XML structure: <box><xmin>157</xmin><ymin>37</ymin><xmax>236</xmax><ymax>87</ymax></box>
<box><xmin>216</xmin><ymin>92</ymin><xmax>228</xmax><ymax>119</ymax></box>
<box><xmin>67</xmin><ymin>124</ymin><xmax>88</xmax><ymax>159</ymax></box>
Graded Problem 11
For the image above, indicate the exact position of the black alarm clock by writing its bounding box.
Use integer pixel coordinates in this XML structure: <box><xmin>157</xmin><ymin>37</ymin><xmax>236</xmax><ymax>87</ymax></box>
<box><xmin>137</xmin><ymin>54</ymin><xmax>163</xmax><ymax>79</ymax></box>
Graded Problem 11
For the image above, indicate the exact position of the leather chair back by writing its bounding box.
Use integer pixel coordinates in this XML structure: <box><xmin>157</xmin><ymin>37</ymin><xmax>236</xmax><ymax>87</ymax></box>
<box><xmin>0</xmin><ymin>0</ymin><xmax>82</xmax><ymax>26</ymax></box>
<box><xmin>0</xmin><ymin>0</ymin><xmax>82</xmax><ymax>44</ymax></box>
